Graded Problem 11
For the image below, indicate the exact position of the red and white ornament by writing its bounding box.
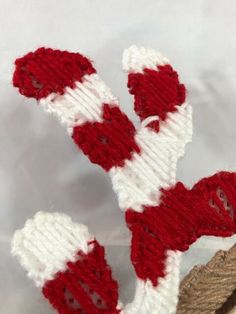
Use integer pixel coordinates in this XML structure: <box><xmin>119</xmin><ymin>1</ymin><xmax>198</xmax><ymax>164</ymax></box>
<box><xmin>12</xmin><ymin>46</ymin><xmax>236</xmax><ymax>314</ymax></box>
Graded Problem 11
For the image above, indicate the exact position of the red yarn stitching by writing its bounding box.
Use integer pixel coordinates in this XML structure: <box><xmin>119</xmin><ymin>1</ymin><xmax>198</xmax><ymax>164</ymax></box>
<box><xmin>126</xmin><ymin>172</ymin><xmax>236</xmax><ymax>286</ymax></box>
<box><xmin>127</xmin><ymin>65</ymin><xmax>186</xmax><ymax>130</ymax></box>
<box><xmin>13</xmin><ymin>47</ymin><xmax>96</xmax><ymax>99</ymax></box>
<box><xmin>43</xmin><ymin>240</ymin><xmax>120</xmax><ymax>314</ymax></box>
<box><xmin>72</xmin><ymin>104</ymin><xmax>140</xmax><ymax>171</ymax></box>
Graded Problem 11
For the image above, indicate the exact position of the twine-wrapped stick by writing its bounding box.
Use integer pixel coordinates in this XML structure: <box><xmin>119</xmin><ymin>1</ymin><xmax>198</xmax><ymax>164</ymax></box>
<box><xmin>177</xmin><ymin>244</ymin><xmax>236</xmax><ymax>314</ymax></box>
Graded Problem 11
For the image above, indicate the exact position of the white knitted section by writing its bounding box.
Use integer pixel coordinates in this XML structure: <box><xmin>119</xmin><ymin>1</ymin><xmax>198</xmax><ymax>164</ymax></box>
<box><xmin>123</xmin><ymin>250</ymin><xmax>182</xmax><ymax>314</ymax></box>
<box><xmin>11</xmin><ymin>212</ymin><xmax>94</xmax><ymax>287</ymax></box>
<box><xmin>110</xmin><ymin>103</ymin><xmax>192</xmax><ymax>212</ymax></box>
<box><xmin>39</xmin><ymin>73</ymin><xmax>118</xmax><ymax>135</ymax></box>
<box><xmin>122</xmin><ymin>45</ymin><xmax>169</xmax><ymax>73</ymax></box>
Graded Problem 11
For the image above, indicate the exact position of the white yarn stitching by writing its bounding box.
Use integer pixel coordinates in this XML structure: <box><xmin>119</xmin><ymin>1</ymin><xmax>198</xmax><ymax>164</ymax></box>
<box><xmin>11</xmin><ymin>212</ymin><xmax>94</xmax><ymax>287</ymax></box>
<box><xmin>123</xmin><ymin>251</ymin><xmax>182</xmax><ymax>314</ymax></box>
<box><xmin>39</xmin><ymin>73</ymin><xmax>119</xmax><ymax>135</ymax></box>
<box><xmin>122</xmin><ymin>45</ymin><xmax>170</xmax><ymax>73</ymax></box>
<box><xmin>110</xmin><ymin>103</ymin><xmax>192</xmax><ymax>212</ymax></box>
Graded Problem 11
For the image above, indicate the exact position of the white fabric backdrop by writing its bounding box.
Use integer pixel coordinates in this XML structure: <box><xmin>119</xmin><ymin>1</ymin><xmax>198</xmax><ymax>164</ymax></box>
<box><xmin>0</xmin><ymin>0</ymin><xmax>236</xmax><ymax>312</ymax></box>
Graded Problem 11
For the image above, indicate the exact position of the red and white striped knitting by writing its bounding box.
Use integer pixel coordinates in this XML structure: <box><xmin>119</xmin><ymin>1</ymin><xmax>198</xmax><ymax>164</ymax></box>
<box><xmin>12</xmin><ymin>46</ymin><xmax>236</xmax><ymax>314</ymax></box>
<box><xmin>12</xmin><ymin>212</ymin><xmax>121</xmax><ymax>313</ymax></box>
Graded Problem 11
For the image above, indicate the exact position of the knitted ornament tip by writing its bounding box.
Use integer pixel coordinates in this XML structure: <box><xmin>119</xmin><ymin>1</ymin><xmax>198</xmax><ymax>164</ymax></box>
<box><xmin>12</xmin><ymin>211</ymin><xmax>120</xmax><ymax>314</ymax></box>
<box><xmin>13</xmin><ymin>47</ymin><xmax>96</xmax><ymax>100</ymax></box>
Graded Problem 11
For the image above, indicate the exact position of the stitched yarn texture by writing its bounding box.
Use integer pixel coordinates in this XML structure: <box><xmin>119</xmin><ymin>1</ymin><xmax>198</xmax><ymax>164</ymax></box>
<box><xmin>12</xmin><ymin>45</ymin><xmax>236</xmax><ymax>314</ymax></box>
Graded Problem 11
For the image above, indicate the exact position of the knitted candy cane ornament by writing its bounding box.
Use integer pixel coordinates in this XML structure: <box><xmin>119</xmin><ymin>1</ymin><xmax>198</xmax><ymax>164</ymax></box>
<box><xmin>12</xmin><ymin>46</ymin><xmax>236</xmax><ymax>314</ymax></box>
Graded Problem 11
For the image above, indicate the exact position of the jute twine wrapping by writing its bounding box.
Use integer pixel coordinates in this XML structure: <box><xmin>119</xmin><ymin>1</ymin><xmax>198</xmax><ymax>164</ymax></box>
<box><xmin>177</xmin><ymin>244</ymin><xmax>236</xmax><ymax>314</ymax></box>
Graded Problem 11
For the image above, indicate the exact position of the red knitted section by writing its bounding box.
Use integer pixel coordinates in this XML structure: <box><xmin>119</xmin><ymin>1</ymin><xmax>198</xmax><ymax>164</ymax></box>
<box><xmin>72</xmin><ymin>104</ymin><xmax>140</xmax><ymax>171</ymax></box>
<box><xmin>126</xmin><ymin>171</ymin><xmax>236</xmax><ymax>286</ymax></box>
<box><xmin>13</xmin><ymin>47</ymin><xmax>96</xmax><ymax>100</ymax></box>
<box><xmin>127</xmin><ymin>65</ymin><xmax>186</xmax><ymax>130</ymax></box>
<box><xmin>42</xmin><ymin>240</ymin><xmax>119</xmax><ymax>314</ymax></box>
<box><xmin>192</xmin><ymin>171</ymin><xmax>236</xmax><ymax>223</ymax></box>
